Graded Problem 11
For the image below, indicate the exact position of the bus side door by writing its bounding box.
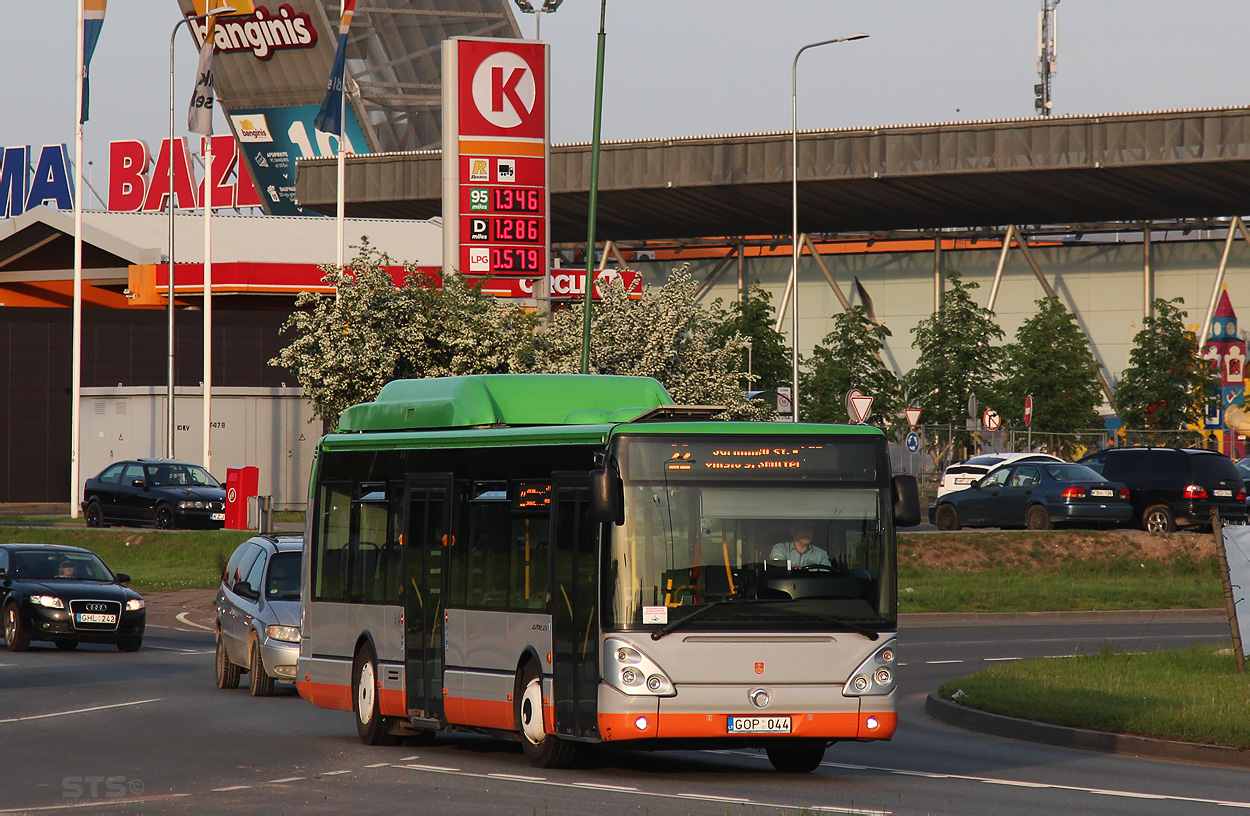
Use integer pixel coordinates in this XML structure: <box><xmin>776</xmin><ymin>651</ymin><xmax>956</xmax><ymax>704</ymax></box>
<box><xmin>549</xmin><ymin>475</ymin><xmax>600</xmax><ymax>740</ymax></box>
<box><xmin>404</xmin><ymin>474</ymin><xmax>453</xmax><ymax>724</ymax></box>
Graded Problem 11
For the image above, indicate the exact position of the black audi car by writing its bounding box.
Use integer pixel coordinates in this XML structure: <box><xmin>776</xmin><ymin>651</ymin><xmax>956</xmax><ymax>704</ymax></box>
<box><xmin>1</xmin><ymin>544</ymin><xmax>145</xmax><ymax>652</ymax></box>
<box><xmin>82</xmin><ymin>458</ymin><xmax>226</xmax><ymax>530</ymax></box>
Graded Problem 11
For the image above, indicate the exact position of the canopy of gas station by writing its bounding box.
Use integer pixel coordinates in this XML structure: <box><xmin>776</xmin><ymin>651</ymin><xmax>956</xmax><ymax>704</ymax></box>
<box><xmin>295</xmin><ymin>105</ymin><xmax>1250</xmax><ymax>244</ymax></box>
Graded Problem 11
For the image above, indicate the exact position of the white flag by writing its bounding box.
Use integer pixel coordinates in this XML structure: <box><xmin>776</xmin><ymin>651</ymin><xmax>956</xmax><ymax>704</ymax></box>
<box><xmin>187</xmin><ymin>18</ymin><xmax>217</xmax><ymax>135</ymax></box>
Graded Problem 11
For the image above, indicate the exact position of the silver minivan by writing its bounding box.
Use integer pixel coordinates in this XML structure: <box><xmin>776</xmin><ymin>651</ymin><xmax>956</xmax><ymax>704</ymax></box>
<box><xmin>214</xmin><ymin>535</ymin><xmax>303</xmax><ymax>696</ymax></box>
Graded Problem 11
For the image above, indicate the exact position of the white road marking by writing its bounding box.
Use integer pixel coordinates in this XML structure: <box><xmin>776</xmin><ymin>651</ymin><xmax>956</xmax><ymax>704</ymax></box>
<box><xmin>267</xmin><ymin>777</ymin><xmax>305</xmax><ymax>783</ymax></box>
<box><xmin>144</xmin><ymin>646</ymin><xmax>212</xmax><ymax>654</ymax></box>
<box><xmin>0</xmin><ymin>698</ymin><xmax>161</xmax><ymax>724</ymax></box>
<box><xmin>211</xmin><ymin>785</ymin><xmax>252</xmax><ymax>792</ymax></box>
<box><xmin>574</xmin><ymin>782</ymin><xmax>640</xmax><ymax>792</ymax></box>
<box><xmin>175</xmin><ymin>612</ymin><xmax>214</xmax><ymax>632</ymax></box>
<box><xmin>488</xmin><ymin>773</ymin><xmax>546</xmax><ymax>782</ymax></box>
<box><xmin>319</xmin><ymin>770</ymin><xmax>352</xmax><ymax>776</ymax></box>
<box><xmin>364</xmin><ymin>763</ymin><xmax>391</xmax><ymax>768</ymax></box>
<box><xmin>144</xmin><ymin>624</ymin><xmax>202</xmax><ymax>633</ymax></box>
<box><xmin>721</xmin><ymin>753</ymin><xmax>1250</xmax><ymax>810</ymax></box>
<box><xmin>0</xmin><ymin>794</ymin><xmax>191</xmax><ymax>812</ymax></box>
<box><xmin>983</xmin><ymin>657</ymin><xmax>1023</xmax><ymax>662</ymax></box>
<box><xmin>397</xmin><ymin>763</ymin><xmax>888</xmax><ymax>815</ymax></box>
<box><xmin>924</xmin><ymin>660</ymin><xmax>964</xmax><ymax>664</ymax></box>
<box><xmin>399</xmin><ymin>754</ymin><xmax>424</xmax><ymax>761</ymax></box>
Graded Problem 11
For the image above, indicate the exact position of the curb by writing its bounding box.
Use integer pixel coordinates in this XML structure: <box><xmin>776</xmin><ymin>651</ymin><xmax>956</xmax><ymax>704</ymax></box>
<box><xmin>925</xmin><ymin>692</ymin><xmax>1250</xmax><ymax>769</ymax></box>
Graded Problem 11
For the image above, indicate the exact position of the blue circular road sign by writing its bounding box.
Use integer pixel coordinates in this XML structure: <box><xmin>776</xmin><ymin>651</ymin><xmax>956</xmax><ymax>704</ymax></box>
<box><xmin>906</xmin><ymin>431</ymin><xmax>920</xmax><ymax>452</ymax></box>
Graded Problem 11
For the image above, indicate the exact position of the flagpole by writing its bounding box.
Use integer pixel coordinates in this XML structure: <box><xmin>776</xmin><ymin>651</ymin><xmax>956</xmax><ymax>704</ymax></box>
<box><xmin>168</xmin><ymin>20</ymin><xmax>181</xmax><ymax>461</ymax></box>
<box><xmin>335</xmin><ymin>0</ymin><xmax>348</xmax><ymax>277</ymax></box>
<box><xmin>203</xmin><ymin>133</ymin><xmax>213</xmax><ymax>474</ymax></box>
<box><xmin>71</xmin><ymin>0</ymin><xmax>86</xmax><ymax>518</ymax></box>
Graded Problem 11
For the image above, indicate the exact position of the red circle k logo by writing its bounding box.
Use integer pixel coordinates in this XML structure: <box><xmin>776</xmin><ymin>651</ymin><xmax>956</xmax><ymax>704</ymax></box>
<box><xmin>471</xmin><ymin>52</ymin><xmax>536</xmax><ymax>129</ymax></box>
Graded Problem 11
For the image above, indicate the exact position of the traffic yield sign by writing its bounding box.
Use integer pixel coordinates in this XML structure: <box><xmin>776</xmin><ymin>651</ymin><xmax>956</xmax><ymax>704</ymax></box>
<box><xmin>905</xmin><ymin>407</ymin><xmax>922</xmax><ymax>428</ymax></box>
<box><xmin>845</xmin><ymin>389</ymin><xmax>874</xmax><ymax>424</ymax></box>
<box><xmin>1024</xmin><ymin>394</ymin><xmax>1034</xmax><ymax>428</ymax></box>
<box><xmin>982</xmin><ymin>408</ymin><xmax>1002</xmax><ymax>431</ymax></box>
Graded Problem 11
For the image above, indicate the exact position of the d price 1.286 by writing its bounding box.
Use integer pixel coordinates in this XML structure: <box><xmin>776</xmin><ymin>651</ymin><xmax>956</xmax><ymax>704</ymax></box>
<box><xmin>491</xmin><ymin>247</ymin><xmax>543</xmax><ymax>273</ymax></box>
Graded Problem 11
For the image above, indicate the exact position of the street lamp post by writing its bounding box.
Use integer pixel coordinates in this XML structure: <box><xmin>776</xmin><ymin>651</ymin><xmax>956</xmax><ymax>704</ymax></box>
<box><xmin>513</xmin><ymin>0</ymin><xmax>563</xmax><ymax>40</ymax></box>
<box><xmin>168</xmin><ymin>7</ymin><xmax>230</xmax><ymax>460</ymax></box>
<box><xmin>790</xmin><ymin>33</ymin><xmax>868</xmax><ymax>422</ymax></box>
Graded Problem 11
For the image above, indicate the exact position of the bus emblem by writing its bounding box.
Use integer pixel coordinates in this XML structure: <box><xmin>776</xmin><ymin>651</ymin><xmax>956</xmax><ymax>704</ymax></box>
<box><xmin>754</xmin><ymin>662</ymin><xmax>764</xmax><ymax>675</ymax></box>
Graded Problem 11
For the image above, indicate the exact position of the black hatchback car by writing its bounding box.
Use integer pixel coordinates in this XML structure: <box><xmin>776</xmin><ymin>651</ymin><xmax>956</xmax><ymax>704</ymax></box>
<box><xmin>1078</xmin><ymin>447</ymin><xmax>1248</xmax><ymax>532</ymax></box>
<box><xmin>82</xmin><ymin>459</ymin><xmax>226</xmax><ymax>530</ymax></box>
<box><xmin>1</xmin><ymin>544</ymin><xmax>145</xmax><ymax>652</ymax></box>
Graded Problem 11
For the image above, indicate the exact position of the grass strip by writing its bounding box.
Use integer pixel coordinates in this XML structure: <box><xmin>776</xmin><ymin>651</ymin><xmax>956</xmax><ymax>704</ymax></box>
<box><xmin>899</xmin><ymin>566</ymin><xmax>1222</xmax><ymax>613</ymax></box>
<box><xmin>938</xmin><ymin>645</ymin><xmax>1250</xmax><ymax>749</ymax></box>
<box><xmin>0</xmin><ymin>528</ymin><xmax>248</xmax><ymax>593</ymax></box>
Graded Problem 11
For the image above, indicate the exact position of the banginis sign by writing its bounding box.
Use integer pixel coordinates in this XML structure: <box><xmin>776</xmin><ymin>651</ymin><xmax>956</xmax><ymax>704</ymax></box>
<box><xmin>187</xmin><ymin>4</ymin><xmax>317</xmax><ymax>60</ymax></box>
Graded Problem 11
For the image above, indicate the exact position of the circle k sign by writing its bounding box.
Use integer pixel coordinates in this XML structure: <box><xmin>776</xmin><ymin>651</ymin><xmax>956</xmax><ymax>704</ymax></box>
<box><xmin>457</xmin><ymin>40</ymin><xmax>546</xmax><ymax>140</ymax></box>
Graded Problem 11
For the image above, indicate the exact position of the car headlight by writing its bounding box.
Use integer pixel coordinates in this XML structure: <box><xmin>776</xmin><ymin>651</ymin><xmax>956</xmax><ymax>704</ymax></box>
<box><xmin>126</xmin><ymin>599</ymin><xmax>145</xmax><ymax>611</ymax></box>
<box><xmin>179</xmin><ymin>500</ymin><xmax>208</xmax><ymax>510</ymax></box>
<box><xmin>267</xmin><ymin>624</ymin><xmax>301</xmax><ymax>643</ymax></box>
<box><xmin>30</xmin><ymin>595</ymin><xmax>65</xmax><ymax>609</ymax></box>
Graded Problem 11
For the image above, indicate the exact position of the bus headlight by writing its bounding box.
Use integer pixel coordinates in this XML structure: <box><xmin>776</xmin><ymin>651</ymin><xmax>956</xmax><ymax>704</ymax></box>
<box><xmin>604</xmin><ymin>638</ymin><xmax>676</xmax><ymax>697</ymax></box>
<box><xmin>843</xmin><ymin>638</ymin><xmax>898</xmax><ymax>697</ymax></box>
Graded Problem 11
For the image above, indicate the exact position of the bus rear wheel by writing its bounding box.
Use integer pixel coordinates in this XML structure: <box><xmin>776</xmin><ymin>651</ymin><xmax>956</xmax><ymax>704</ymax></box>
<box><xmin>765</xmin><ymin>738</ymin><xmax>828</xmax><ymax>773</ymax></box>
<box><xmin>515</xmin><ymin>662</ymin><xmax>579</xmax><ymax>769</ymax></box>
<box><xmin>353</xmin><ymin>643</ymin><xmax>401</xmax><ymax>746</ymax></box>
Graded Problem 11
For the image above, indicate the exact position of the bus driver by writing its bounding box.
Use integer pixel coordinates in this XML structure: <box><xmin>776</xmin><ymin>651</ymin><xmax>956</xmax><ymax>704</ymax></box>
<box><xmin>769</xmin><ymin>522</ymin><xmax>831</xmax><ymax>568</ymax></box>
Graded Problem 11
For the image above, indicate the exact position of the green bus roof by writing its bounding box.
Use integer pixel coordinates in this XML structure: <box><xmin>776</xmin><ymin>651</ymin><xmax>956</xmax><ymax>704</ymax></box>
<box><xmin>336</xmin><ymin>374</ymin><xmax>675</xmax><ymax>432</ymax></box>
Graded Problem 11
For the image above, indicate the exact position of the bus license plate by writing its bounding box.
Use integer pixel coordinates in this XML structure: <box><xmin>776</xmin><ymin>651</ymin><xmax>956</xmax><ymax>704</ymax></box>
<box><xmin>211</xmin><ymin>513</ymin><xmax>225</xmax><ymax>521</ymax></box>
<box><xmin>728</xmin><ymin>716</ymin><xmax>791</xmax><ymax>734</ymax></box>
<box><xmin>77</xmin><ymin>613</ymin><xmax>116</xmax><ymax>624</ymax></box>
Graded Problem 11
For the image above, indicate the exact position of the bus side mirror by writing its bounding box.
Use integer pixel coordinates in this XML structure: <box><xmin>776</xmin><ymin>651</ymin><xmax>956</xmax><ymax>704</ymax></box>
<box><xmin>892</xmin><ymin>474</ymin><xmax>921</xmax><ymax>528</ymax></box>
<box><xmin>590</xmin><ymin>467</ymin><xmax>624</xmax><ymax>526</ymax></box>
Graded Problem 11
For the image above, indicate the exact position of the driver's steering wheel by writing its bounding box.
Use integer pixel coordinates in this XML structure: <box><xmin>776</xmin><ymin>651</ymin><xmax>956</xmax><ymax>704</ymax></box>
<box><xmin>801</xmin><ymin>563</ymin><xmax>838</xmax><ymax>573</ymax></box>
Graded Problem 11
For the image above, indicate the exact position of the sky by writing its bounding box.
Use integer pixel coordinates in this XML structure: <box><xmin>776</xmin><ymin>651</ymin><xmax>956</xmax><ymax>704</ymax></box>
<box><xmin>2</xmin><ymin>1</ymin><xmax>1249</xmax><ymax>207</ymax></box>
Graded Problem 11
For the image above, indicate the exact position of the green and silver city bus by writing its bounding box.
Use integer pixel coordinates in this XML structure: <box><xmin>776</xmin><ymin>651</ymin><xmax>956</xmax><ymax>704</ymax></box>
<box><xmin>296</xmin><ymin>374</ymin><xmax>920</xmax><ymax>772</ymax></box>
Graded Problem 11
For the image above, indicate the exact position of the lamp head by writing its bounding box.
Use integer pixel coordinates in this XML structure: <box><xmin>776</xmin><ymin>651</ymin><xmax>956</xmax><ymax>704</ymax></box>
<box><xmin>514</xmin><ymin>0</ymin><xmax>535</xmax><ymax>11</ymax></box>
<box><xmin>542</xmin><ymin>0</ymin><xmax>564</xmax><ymax>10</ymax></box>
<box><xmin>842</xmin><ymin>32</ymin><xmax>869</xmax><ymax>42</ymax></box>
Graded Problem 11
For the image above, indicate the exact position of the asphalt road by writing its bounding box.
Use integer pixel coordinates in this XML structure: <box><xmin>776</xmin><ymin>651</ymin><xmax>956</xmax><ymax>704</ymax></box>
<box><xmin>1</xmin><ymin>601</ymin><xmax>1246</xmax><ymax>815</ymax></box>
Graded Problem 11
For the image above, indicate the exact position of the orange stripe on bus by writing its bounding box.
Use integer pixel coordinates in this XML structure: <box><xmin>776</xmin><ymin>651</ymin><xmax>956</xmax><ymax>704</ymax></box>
<box><xmin>596</xmin><ymin>711</ymin><xmax>896</xmax><ymax>741</ymax></box>
<box><xmin>296</xmin><ymin>680</ymin><xmax>353</xmax><ymax>712</ymax></box>
<box><xmin>379</xmin><ymin>688</ymin><xmax>406</xmax><ymax>718</ymax></box>
<box><xmin>445</xmin><ymin>696</ymin><xmax>514</xmax><ymax>731</ymax></box>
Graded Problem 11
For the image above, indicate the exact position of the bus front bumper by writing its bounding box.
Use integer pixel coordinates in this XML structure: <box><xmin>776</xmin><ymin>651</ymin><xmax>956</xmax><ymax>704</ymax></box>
<box><xmin>596</xmin><ymin>685</ymin><xmax>896</xmax><ymax>742</ymax></box>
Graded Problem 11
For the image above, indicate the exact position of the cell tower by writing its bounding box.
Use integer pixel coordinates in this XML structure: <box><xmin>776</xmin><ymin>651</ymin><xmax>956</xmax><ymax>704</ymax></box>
<box><xmin>1035</xmin><ymin>0</ymin><xmax>1059</xmax><ymax>116</ymax></box>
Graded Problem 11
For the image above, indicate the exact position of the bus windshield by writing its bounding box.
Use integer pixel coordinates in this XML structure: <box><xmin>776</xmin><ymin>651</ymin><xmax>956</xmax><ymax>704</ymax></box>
<box><xmin>605</xmin><ymin>435</ymin><xmax>896</xmax><ymax>633</ymax></box>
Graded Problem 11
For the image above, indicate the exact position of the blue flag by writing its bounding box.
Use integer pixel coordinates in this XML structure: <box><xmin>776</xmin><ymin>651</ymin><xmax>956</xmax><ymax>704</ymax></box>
<box><xmin>81</xmin><ymin>0</ymin><xmax>107</xmax><ymax>124</ymax></box>
<box><xmin>313</xmin><ymin>0</ymin><xmax>355</xmax><ymax>136</ymax></box>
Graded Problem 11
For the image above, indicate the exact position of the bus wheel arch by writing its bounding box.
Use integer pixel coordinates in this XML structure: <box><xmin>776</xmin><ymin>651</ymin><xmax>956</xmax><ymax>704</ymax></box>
<box><xmin>514</xmin><ymin>660</ymin><xmax>579</xmax><ymax>768</ymax></box>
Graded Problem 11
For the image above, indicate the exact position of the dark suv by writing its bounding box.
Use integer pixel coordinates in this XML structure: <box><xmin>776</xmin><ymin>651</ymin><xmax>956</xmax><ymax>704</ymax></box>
<box><xmin>82</xmin><ymin>459</ymin><xmax>226</xmax><ymax>530</ymax></box>
<box><xmin>1078</xmin><ymin>447</ymin><xmax>1247</xmax><ymax>532</ymax></box>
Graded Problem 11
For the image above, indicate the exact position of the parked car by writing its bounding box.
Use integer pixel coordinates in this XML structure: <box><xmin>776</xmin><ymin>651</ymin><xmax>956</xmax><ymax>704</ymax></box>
<box><xmin>930</xmin><ymin>461</ymin><xmax>1132</xmax><ymax>531</ymax></box>
<box><xmin>936</xmin><ymin>452</ymin><xmax>1064</xmax><ymax>498</ymax></box>
<box><xmin>82</xmin><ymin>458</ymin><xmax>226</xmax><ymax>530</ymax></box>
<box><xmin>1078</xmin><ymin>447</ymin><xmax>1248</xmax><ymax>532</ymax></box>
<box><xmin>1</xmin><ymin>543</ymin><xmax>145</xmax><ymax>652</ymax></box>
<box><xmin>215</xmin><ymin>534</ymin><xmax>303</xmax><ymax>696</ymax></box>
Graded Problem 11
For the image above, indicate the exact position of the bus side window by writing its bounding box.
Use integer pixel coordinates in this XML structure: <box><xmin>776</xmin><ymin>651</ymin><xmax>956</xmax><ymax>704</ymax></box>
<box><xmin>512</xmin><ymin>517</ymin><xmax>549</xmax><ymax>610</ymax></box>
<box><xmin>314</xmin><ymin>484</ymin><xmax>351</xmax><ymax>603</ymax></box>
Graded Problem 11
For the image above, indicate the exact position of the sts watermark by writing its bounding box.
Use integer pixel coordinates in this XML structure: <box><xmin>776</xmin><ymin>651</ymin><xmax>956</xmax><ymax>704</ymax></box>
<box><xmin>62</xmin><ymin>776</ymin><xmax>144</xmax><ymax>799</ymax></box>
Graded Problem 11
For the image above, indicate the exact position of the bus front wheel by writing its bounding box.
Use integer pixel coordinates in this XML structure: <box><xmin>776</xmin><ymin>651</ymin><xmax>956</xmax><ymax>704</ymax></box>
<box><xmin>515</xmin><ymin>662</ymin><xmax>579</xmax><ymax>769</ymax></box>
<box><xmin>765</xmin><ymin>738</ymin><xmax>828</xmax><ymax>773</ymax></box>
<box><xmin>353</xmin><ymin>643</ymin><xmax>401</xmax><ymax>746</ymax></box>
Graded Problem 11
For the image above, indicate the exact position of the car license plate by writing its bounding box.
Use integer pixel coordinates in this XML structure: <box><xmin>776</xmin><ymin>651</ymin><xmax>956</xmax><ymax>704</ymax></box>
<box><xmin>211</xmin><ymin>512</ymin><xmax>225</xmax><ymax>521</ymax></box>
<box><xmin>728</xmin><ymin>716</ymin><xmax>791</xmax><ymax>734</ymax></box>
<box><xmin>1090</xmin><ymin>488</ymin><xmax>1114</xmax><ymax>497</ymax></box>
<box><xmin>955</xmin><ymin>477</ymin><xmax>975</xmax><ymax>485</ymax></box>
<box><xmin>77</xmin><ymin>613</ymin><xmax>116</xmax><ymax>624</ymax></box>
<box><xmin>1214</xmin><ymin>489</ymin><xmax>1232</xmax><ymax>498</ymax></box>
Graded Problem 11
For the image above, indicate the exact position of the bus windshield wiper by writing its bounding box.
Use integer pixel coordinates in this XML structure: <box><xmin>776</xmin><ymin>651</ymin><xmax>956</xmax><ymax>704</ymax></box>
<box><xmin>649</xmin><ymin>599</ymin><xmax>797</xmax><ymax>640</ymax></box>
<box><xmin>650</xmin><ymin>597</ymin><xmax>880</xmax><ymax>641</ymax></box>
